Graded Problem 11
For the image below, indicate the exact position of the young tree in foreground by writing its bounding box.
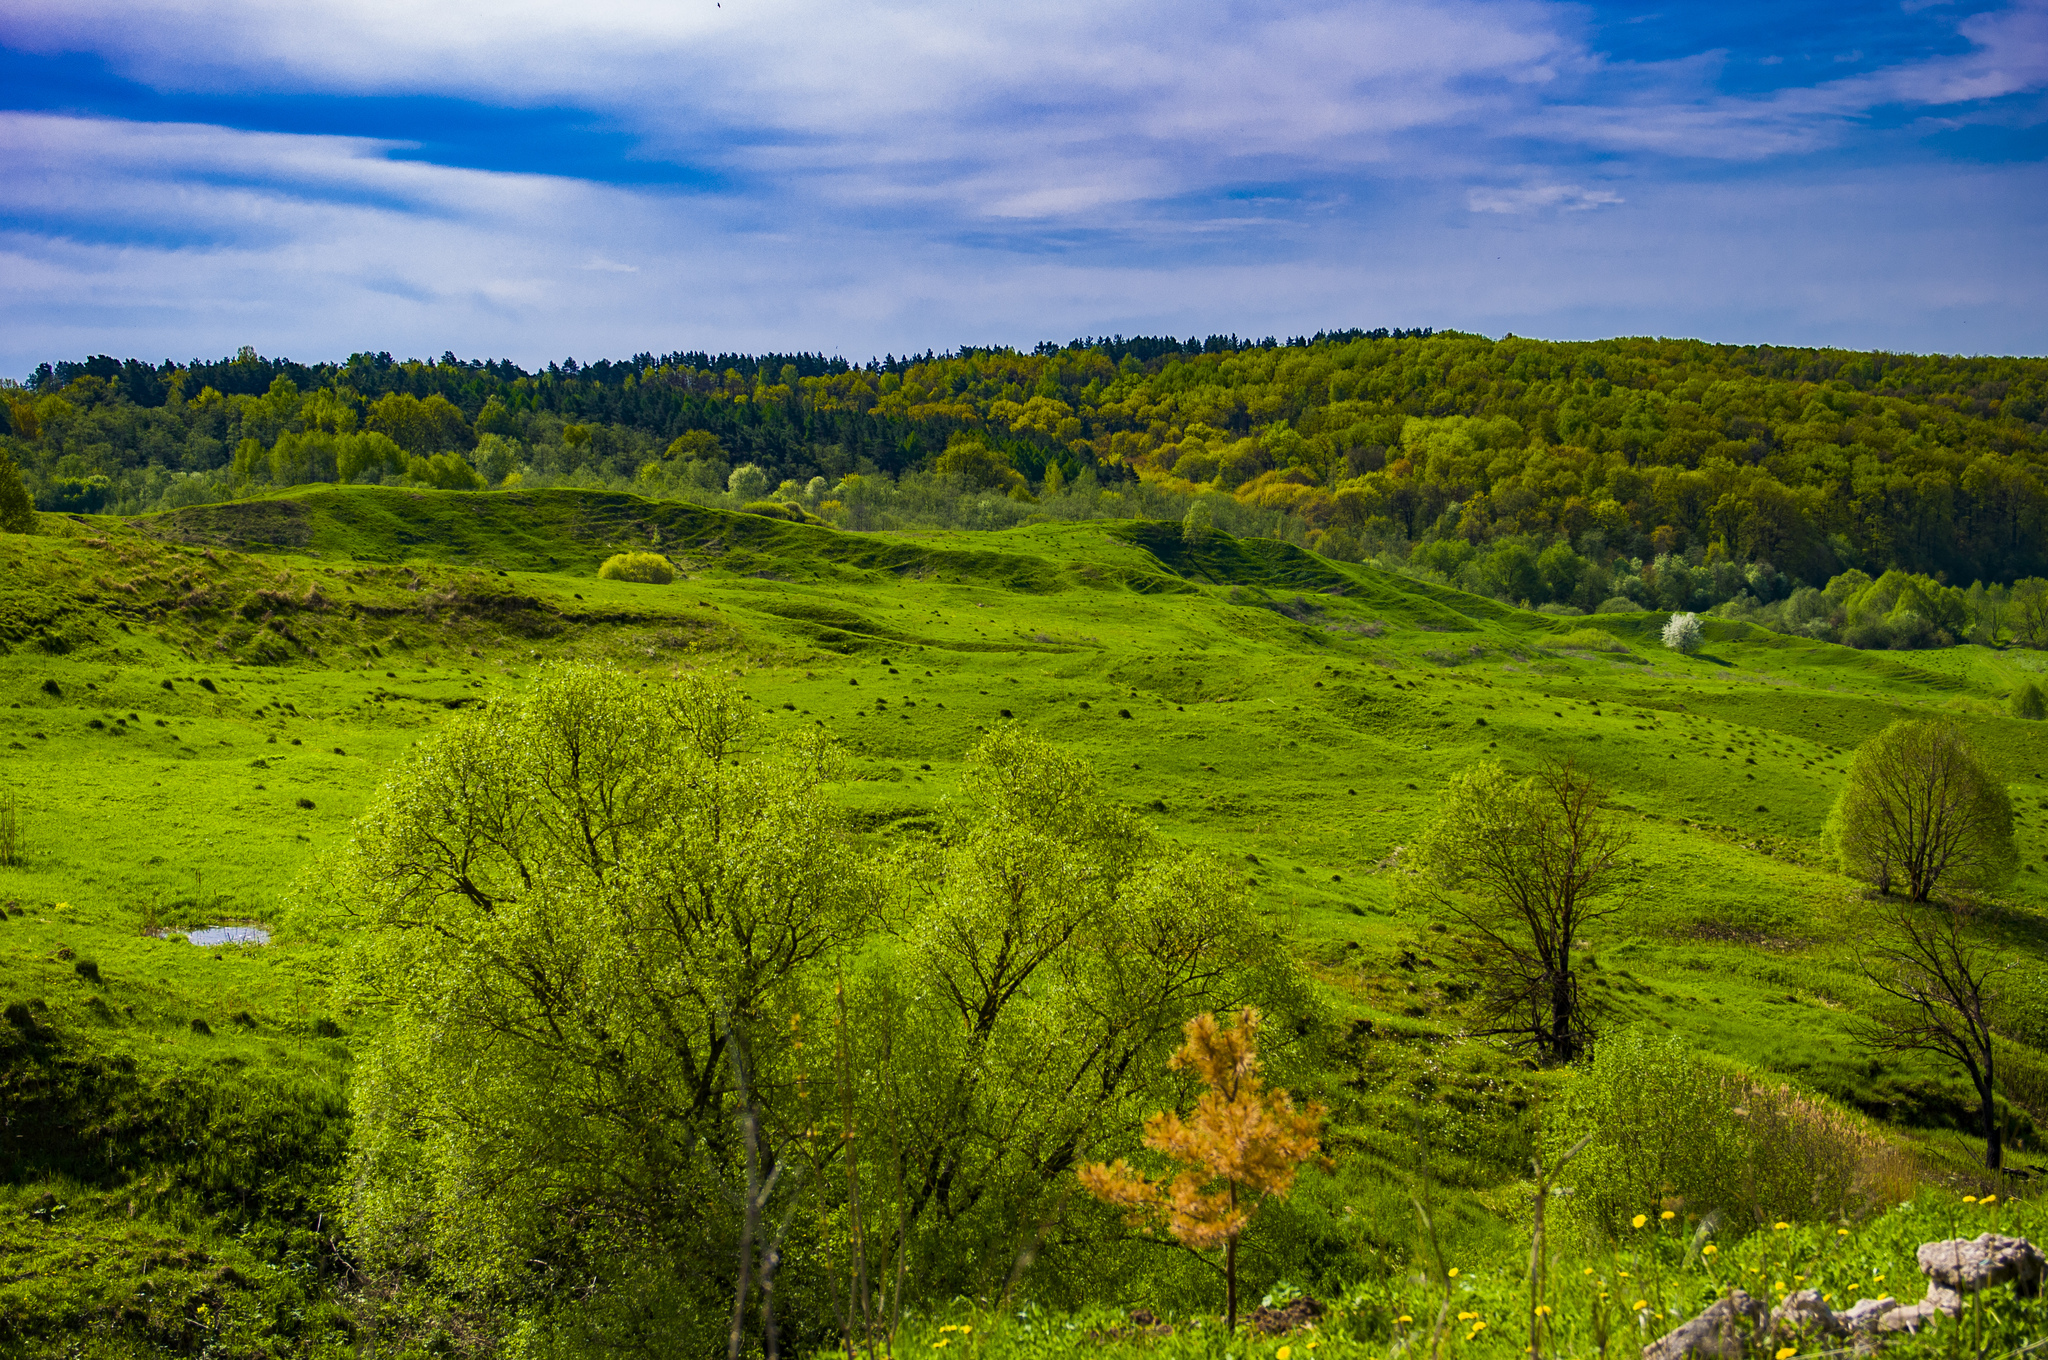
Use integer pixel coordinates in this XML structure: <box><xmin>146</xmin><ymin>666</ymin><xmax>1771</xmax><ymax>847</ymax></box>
<box><xmin>1826</xmin><ymin>718</ymin><xmax>2015</xmax><ymax>902</ymax></box>
<box><xmin>1408</xmin><ymin>760</ymin><xmax>1632</xmax><ymax>1063</ymax></box>
<box><xmin>1861</xmin><ymin>900</ymin><xmax>2010</xmax><ymax>1169</ymax></box>
<box><xmin>1078</xmin><ymin>1009</ymin><xmax>1323</xmax><ymax>1334</ymax></box>
<box><xmin>339</xmin><ymin>663</ymin><xmax>874</xmax><ymax>1359</ymax></box>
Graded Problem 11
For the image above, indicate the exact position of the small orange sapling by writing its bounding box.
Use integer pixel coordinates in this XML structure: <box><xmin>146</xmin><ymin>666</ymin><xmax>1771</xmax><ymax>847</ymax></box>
<box><xmin>1079</xmin><ymin>1007</ymin><xmax>1325</xmax><ymax>1333</ymax></box>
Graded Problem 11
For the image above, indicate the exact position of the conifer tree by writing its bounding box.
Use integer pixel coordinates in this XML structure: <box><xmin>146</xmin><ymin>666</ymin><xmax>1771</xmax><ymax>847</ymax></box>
<box><xmin>1079</xmin><ymin>1008</ymin><xmax>1323</xmax><ymax>1333</ymax></box>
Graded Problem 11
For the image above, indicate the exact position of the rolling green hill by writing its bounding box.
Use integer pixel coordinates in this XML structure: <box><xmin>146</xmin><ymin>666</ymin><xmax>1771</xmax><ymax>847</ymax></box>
<box><xmin>3</xmin><ymin>485</ymin><xmax>2047</xmax><ymax>1356</ymax></box>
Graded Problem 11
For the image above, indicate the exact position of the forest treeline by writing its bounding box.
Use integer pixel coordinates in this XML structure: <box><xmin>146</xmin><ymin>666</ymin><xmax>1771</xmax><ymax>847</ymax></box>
<box><xmin>5</xmin><ymin>331</ymin><xmax>2047</xmax><ymax>643</ymax></box>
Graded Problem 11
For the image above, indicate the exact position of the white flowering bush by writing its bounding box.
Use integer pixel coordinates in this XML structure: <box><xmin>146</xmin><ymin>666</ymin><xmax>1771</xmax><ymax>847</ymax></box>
<box><xmin>1663</xmin><ymin>611</ymin><xmax>1703</xmax><ymax>654</ymax></box>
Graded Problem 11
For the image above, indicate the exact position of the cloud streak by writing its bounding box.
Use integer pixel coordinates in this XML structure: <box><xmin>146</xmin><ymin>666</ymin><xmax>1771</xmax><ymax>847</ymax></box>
<box><xmin>1</xmin><ymin>1</ymin><xmax>2044</xmax><ymax>364</ymax></box>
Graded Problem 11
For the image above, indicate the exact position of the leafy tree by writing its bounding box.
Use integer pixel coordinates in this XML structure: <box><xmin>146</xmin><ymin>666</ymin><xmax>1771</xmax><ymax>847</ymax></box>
<box><xmin>1860</xmin><ymin>900</ymin><xmax>2010</xmax><ymax>1168</ymax></box>
<box><xmin>728</xmin><ymin>463</ymin><xmax>771</xmax><ymax>499</ymax></box>
<box><xmin>474</xmin><ymin>432</ymin><xmax>521</xmax><ymax>485</ymax></box>
<box><xmin>1078</xmin><ymin>1009</ymin><xmax>1323</xmax><ymax>1334</ymax></box>
<box><xmin>1182</xmin><ymin>498</ymin><xmax>1213</xmax><ymax>546</ymax></box>
<box><xmin>880</xmin><ymin>725</ymin><xmax>1313</xmax><ymax>1306</ymax></box>
<box><xmin>1408</xmin><ymin>760</ymin><xmax>1633</xmax><ymax>1063</ymax></box>
<box><xmin>2014</xmin><ymin>578</ymin><xmax>2048</xmax><ymax>648</ymax></box>
<box><xmin>932</xmin><ymin>435</ymin><xmax>1024</xmax><ymax>493</ymax></box>
<box><xmin>2014</xmin><ymin>681</ymin><xmax>2047</xmax><ymax>720</ymax></box>
<box><xmin>339</xmin><ymin>664</ymin><xmax>874</xmax><ymax>1359</ymax></box>
<box><xmin>1825</xmin><ymin>719</ymin><xmax>2015</xmax><ymax>902</ymax></box>
<box><xmin>0</xmin><ymin>448</ymin><xmax>33</xmax><ymax>533</ymax></box>
<box><xmin>1661</xmin><ymin>611</ymin><xmax>1703</xmax><ymax>654</ymax></box>
<box><xmin>368</xmin><ymin>391</ymin><xmax>472</xmax><ymax>454</ymax></box>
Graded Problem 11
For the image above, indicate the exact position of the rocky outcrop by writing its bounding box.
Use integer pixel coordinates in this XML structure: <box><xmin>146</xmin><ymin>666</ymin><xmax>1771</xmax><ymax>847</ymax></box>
<box><xmin>1916</xmin><ymin>1234</ymin><xmax>2044</xmax><ymax>1298</ymax></box>
<box><xmin>1767</xmin><ymin>1289</ymin><xmax>1843</xmax><ymax>1339</ymax></box>
<box><xmin>1641</xmin><ymin>1233</ymin><xmax>2040</xmax><ymax>1356</ymax></box>
<box><xmin>1640</xmin><ymin>1289</ymin><xmax>1765</xmax><ymax>1360</ymax></box>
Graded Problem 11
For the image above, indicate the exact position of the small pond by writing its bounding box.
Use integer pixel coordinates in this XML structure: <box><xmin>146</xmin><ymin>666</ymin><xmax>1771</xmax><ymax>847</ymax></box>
<box><xmin>185</xmin><ymin>926</ymin><xmax>270</xmax><ymax>947</ymax></box>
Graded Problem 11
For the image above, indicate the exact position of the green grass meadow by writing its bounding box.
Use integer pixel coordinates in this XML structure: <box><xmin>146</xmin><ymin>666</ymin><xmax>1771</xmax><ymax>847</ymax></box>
<box><xmin>5</xmin><ymin>485</ymin><xmax>2048</xmax><ymax>1356</ymax></box>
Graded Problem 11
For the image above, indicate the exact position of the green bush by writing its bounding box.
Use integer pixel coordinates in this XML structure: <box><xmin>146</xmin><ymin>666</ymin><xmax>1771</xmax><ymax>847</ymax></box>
<box><xmin>1546</xmin><ymin>1028</ymin><xmax>1884</xmax><ymax>1236</ymax></box>
<box><xmin>738</xmin><ymin>498</ymin><xmax>805</xmax><ymax>521</ymax></box>
<box><xmin>596</xmin><ymin>551</ymin><xmax>675</xmax><ymax>584</ymax></box>
<box><xmin>2013</xmin><ymin>680</ymin><xmax>2047</xmax><ymax>720</ymax></box>
<box><xmin>1545</xmin><ymin>628</ymin><xmax>1627</xmax><ymax>653</ymax></box>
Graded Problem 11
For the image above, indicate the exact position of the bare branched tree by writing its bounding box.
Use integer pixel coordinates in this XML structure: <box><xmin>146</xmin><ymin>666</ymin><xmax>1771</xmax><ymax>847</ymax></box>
<box><xmin>1826</xmin><ymin>718</ymin><xmax>2016</xmax><ymax>902</ymax></box>
<box><xmin>1860</xmin><ymin>899</ymin><xmax>2010</xmax><ymax>1170</ymax></box>
<box><xmin>1410</xmin><ymin>759</ymin><xmax>1633</xmax><ymax>1063</ymax></box>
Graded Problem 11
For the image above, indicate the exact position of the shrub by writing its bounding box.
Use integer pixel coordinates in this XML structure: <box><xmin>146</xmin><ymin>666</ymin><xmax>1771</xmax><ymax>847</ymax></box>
<box><xmin>726</xmin><ymin>463</ymin><xmax>770</xmax><ymax>499</ymax></box>
<box><xmin>1547</xmin><ymin>1027</ymin><xmax>1887</xmax><ymax>1234</ymax></box>
<box><xmin>738</xmin><ymin>499</ymin><xmax>805</xmax><ymax>522</ymax></box>
<box><xmin>1546</xmin><ymin>628</ymin><xmax>1626</xmax><ymax>654</ymax></box>
<box><xmin>2014</xmin><ymin>680</ymin><xmax>2047</xmax><ymax>721</ymax></box>
<box><xmin>596</xmin><ymin>552</ymin><xmax>675</xmax><ymax>584</ymax></box>
<box><xmin>1595</xmin><ymin>596</ymin><xmax>1645</xmax><ymax>614</ymax></box>
<box><xmin>1662</xmin><ymin>611</ymin><xmax>1703</xmax><ymax>653</ymax></box>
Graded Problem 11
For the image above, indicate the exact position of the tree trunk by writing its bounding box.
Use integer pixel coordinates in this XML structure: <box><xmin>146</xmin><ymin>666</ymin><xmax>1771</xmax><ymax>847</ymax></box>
<box><xmin>729</xmin><ymin>1106</ymin><xmax>760</xmax><ymax>1360</ymax></box>
<box><xmin>1980</xmin><ymin>1078</ymin><xmax>2003</xmax><ymax>1171</ymax></box>
<box><xmin>1225</xmin><ymin>1232</ymin><xmax>1238</xmax><ymax>1335</ymax></box>
<box><xmin>760</xmin><ymin>1241</ymin><xmax>782</xmax><ymax>1360</ymax></box>
<box><xmin>1548</xmin><ymin>966</ymin><xmax>1575</xmax><ymax>1064</ymax></box>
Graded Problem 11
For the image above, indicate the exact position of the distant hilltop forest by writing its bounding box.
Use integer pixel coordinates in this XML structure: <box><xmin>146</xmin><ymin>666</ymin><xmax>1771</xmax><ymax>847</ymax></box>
<box><xmin>5</xmin><ymin>331</ymin><xmax>2047</xmax><ymax>647</ymax></box>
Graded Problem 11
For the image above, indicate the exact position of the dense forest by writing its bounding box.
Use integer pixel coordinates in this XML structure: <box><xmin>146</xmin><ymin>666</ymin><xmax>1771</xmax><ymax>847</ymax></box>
<box><xmin>5</xmin><ymin>330</ymin><xmax>2047</xmax><ymax>645</ymax></box>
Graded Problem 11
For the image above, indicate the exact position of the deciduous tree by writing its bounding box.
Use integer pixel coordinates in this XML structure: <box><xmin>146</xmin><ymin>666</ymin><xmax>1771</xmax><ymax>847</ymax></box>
<box><xmin>1408</xmin><ymin>759</ymin><xmax>1632</xmax><ymax>1063</ymax></box>
<box><xmin>1861</xmin><ymin>900</ymin><xmax>2010</xmax><ymax>1169</ymax></box>
<box><xmin>1826</xmin><ymin>719</ymin><xmax>2015</xmax><ymax>902</ymax></box>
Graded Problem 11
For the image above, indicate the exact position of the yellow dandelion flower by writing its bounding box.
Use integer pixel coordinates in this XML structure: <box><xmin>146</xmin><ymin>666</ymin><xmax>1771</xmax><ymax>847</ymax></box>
<box><xmin>1982</xmin><ymin>1195</ymin><xmax>1999</xmax><ymax>1206</ymax></box>
<box><xmin>1534</xmin><ymin>1305</ymin><xmax>1553</xmax><ymax>1317</ymax></box>
<box><xmin>1471</xmin><ymin>1321</ymin><xmax>1488</xmax><ymax>1332</ymax></box>
<box><xmin>932</xmin><ymin>1342</ymin><xmax>949</xmax><ymax>1351</ymax></box>
<box><xmin>1836</xmin><ymin>1229</ymin><xmax>1850</xmax><ymax>1237</ymax></box>
<box><xmin>1458</xmin><ymin>1312</ymin><xmax>1478</xmax><ymax>1322</ymax></box>
<box><xmin>1631</xmin><ymin>1214</ymin><xmax>1648</xmax><ymax>1229</ymax></box>
<box><xmin>1661</xmin><ymin>1211</ymin><xmax>1676</xmax><ymax>1221</ymax></box>
<box><xmin>1306</xmin><ymin>1344</ymin><xmax>1319</xmax><ymax>1352</ymax></box>
<box><xmin>1397</xmin><ymin>1315</ymin><xmax>1413</xmax><ymax>1325</ymax></box>
<box><xmin>1448</xmin><ymin>1268</ymin><xmax>1460</xmax><ymax>1279</ymax></box>
<box><xmin>1277</xmin><ymin>1348</ymin><xmax>1292</xmax><ymax>1360</ymax></box>
<box><xmin>1632</xmin><ymin>1300</ymin><xmax>1648</xmax><ymax>1312</ymax></box>
<box><xmin>1703</xmin><ymin>1245</ymin><xmax>1719</xmax><ymax>1257</ymax></box>
<box><xmin>1776</xmin><ymin>1349</ymin><xmax>1798</xmax><ymax>1360</ymax></box>
<box><xmin>1773</xmin><ymin>1221</ymin><xmax>1790</xmax><ymax>1231</ymax></box>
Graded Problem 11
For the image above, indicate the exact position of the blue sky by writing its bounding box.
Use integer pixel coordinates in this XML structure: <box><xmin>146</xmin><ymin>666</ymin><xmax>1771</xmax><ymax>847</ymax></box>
<box><xmin>2</xmin><ymin>0</ymin><xmax>2044</xmax><ymax>373</ymax></box>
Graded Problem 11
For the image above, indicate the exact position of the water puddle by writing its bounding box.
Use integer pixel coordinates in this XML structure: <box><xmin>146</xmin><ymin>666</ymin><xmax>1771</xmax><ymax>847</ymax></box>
<box><xmin>185</xmin><ymin>926</ymin><xmax>270</xmax><ymax>947</ymax></box>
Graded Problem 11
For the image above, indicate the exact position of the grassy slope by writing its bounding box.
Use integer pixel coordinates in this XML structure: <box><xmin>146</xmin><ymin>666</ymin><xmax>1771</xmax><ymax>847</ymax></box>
<box><xmin>4</xmin><ymin>485</ymin><xmax>2048</xmax><ymax>1353</ymax></box>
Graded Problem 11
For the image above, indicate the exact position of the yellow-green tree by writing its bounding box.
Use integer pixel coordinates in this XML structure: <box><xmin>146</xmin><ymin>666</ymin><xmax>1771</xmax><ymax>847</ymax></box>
<box><xmin>1079</xmin><ymin>1009</ymin><xmax>1324</xmax><ymax>1333</ymax></box>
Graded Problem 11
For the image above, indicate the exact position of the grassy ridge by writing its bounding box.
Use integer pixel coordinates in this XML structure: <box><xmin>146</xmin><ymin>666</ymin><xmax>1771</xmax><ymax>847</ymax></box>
<box><xmin>3</xmin><ymin>485</ymin><xmax>2048</xmax><ymax>1354</ymax></box>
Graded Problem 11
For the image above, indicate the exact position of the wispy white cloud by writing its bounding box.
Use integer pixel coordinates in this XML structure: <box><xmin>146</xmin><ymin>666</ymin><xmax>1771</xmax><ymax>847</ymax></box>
<box><xmin>1466</xmin><ymin>183</ymin><xmax>1624</xmax><ymax>213</ymax></box>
